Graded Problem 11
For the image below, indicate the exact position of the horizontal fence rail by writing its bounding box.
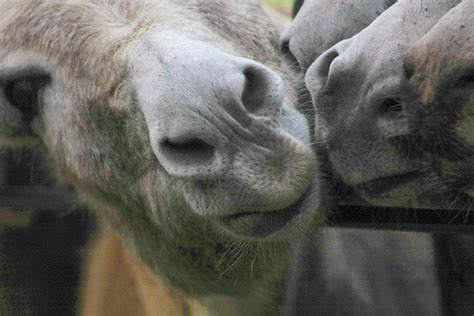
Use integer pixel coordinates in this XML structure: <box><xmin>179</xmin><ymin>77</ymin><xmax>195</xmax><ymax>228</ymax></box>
<box><xmin>0</xmin><ymin>186</ymin><xmax>79</xmax><ymax>211</ymax></box>
<box><xmin>1</xmin><ymin>185</ymin><xmax>473</xmax><ymax>234</ymax></box>
<box><xmin>327</xmin><ymin>204</ymin><xmax>474</xmax><ymax>234</ymax></box>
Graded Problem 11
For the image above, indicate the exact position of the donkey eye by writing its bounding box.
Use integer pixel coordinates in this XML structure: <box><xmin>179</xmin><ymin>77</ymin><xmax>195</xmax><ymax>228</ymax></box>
<box><xmin>379</xmin><ymin>97</ymin><xmax>403</xmax><ymax>114</ymax></box>
<box><xmin>4</xmin><ymin>77</ymin><xmax>48</xmax><ymax>114</ymax></box>
<box><xmin>457</xmin><ymin>70</ymin><xmax>474</xmax><ymax>88</ymax></box>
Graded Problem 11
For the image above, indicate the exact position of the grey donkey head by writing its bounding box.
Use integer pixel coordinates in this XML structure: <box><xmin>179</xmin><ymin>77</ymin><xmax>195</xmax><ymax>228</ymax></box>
<box><xmin>0</xmin><ymin>0</ymin><xmax>321</xmax><ymax>297</ymax></box>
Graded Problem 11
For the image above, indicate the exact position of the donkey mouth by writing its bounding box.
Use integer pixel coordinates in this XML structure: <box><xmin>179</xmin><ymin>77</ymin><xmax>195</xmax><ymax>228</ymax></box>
<box><xmin>220</xmin><ymin>188</ymin><xmax>311</xmax><ymax>238</ymax></box>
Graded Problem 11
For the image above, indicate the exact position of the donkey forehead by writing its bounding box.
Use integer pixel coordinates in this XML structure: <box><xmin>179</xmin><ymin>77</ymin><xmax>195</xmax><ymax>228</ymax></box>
<box><xmin>0</xmin><ymin>0</ymin><xmax>270</xmax><ymax>50</ymax></box>
<box><xmin>0</xmin><ymin>1</ymin><xmax>273</xmax><ymax>60</ymax></box>
<box><xmin>0</xmin><ymin>1</ymin><xmax>180</xmax><ymax>88</ymax></box>
<box><xmin>347</xmin><ymin>7</ymin><xmax>413</xmax><ymax>57</ymax></box>
<box><xmin>0</xmin><ymin>0</ymin><xmax>273</xmax><ymax>95</ymax></box>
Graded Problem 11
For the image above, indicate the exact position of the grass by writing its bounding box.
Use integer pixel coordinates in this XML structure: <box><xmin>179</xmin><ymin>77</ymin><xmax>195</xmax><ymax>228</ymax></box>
<box><xmin>264</xmin><ymin>0</ymin><xmax>294</xmax><ymax>15</ymax></box>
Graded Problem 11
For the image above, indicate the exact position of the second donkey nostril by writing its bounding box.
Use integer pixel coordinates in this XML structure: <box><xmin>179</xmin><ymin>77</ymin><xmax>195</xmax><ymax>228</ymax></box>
<box><xmin>241</xmin><ymin>67</ymin><xmax>268</xmax><ymax>115</ymax></box>
<box><xmin>305</xmin><ymin>47</ymin><xmax>341</xmax><ymax>95</ymax></box>
<box><xmin>316</xmin><ymin>50</ymin><xmax>339</xmax><ymax>79</ymax></box>
<box><xmin>240</xmin><ymin>65</ymin><xmax>283</xmax><ymax>117</ymax></box>
<box><xmin>160</xmin><ymin>137</ymin><xmax>215</xmax><ymax>167</ymax></box>
<box><xmin>279</xmin><ymin>38</ymin><xmax>301</xmax><ymax>71</ymax></box>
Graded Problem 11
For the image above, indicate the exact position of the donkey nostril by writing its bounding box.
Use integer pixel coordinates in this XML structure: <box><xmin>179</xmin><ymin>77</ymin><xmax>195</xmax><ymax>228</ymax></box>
<box><xmin>279</xmin><ymin>39</ymin><xmax>301</xmax><ymax>71</ymax></box>
<box><xmin>317</xmin><ymin>51</ymin><xmax>339</xmax><ymax>79</ymax></box>
<box><xmin>241</xmin><ymin>66</ymin><xmax>278</xmax><ymax>116</ymax></box>
<box><xmin>160</xmin><ymin>138</ymin><xmax>215</xmax><ymax>166</ymax></box>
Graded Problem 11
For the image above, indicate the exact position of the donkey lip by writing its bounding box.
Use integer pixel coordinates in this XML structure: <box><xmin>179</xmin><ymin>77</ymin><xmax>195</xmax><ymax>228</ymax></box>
<box><xmin>220</xmin><ymin>189</ymin><xmax>310</xmax><ymax>238</ymax></box>
<box><xmin>354</xmin><ymin>170</ymin><xmax>421</xmax><ymax>195</ymax></box>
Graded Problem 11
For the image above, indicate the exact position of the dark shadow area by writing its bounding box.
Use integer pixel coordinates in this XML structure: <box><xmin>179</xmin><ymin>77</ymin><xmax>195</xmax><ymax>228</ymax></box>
<box><xmin>0</xmin><ymin>210</ymin><xmax>94</xmax><ymax>315</ymax></box>
<box><xmin>0</xmin><ymin>148</ymin><xmax>95</xmax><ymax>315</ymax></box>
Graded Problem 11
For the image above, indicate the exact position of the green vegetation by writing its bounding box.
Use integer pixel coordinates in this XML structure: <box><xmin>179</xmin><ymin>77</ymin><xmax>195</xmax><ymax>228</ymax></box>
<box><xmin>264</xmin><ymin>0</ymin><xmax>293</xmax><ymax>15</ymax></box>
<box><xmin>265</xmin><ymin>0</ymin><xmax>293</xmax><ymax>6</ymax></box>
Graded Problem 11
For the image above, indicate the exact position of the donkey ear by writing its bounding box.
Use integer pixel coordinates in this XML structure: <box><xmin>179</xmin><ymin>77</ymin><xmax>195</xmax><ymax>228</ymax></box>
<box><xmin>0</xmin><ymin>72</ymin><xmax>49</xmax><ymax>147</ymax></box>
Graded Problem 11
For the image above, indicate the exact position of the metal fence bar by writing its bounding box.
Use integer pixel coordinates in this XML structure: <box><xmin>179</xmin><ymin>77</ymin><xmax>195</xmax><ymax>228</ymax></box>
<box><xmin>1</xmin><ymin>185</ymin><xmax>473</xmax><ymax>234</ymax></box>
<box><xmin>0</xmin><ymin>186</ymin><xmax>79</xmax><ymax>211</ymax></box>
<box><xmin>326</xmin><ymin>205</ymin><xmax>474</xmax><ymax>234</ymax></box>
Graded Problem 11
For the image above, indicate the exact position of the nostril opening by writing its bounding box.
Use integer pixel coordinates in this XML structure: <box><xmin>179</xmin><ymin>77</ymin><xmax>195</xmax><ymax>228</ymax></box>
<box><xmin>379</xmin><ymin>97</ymin><xmax>404</xmax><ymax>115</ymax></box>
<box><xmin>279</xmin><ymin>39</ymin><xmax>301</xmax><ymax>71</ymax></box>
<box><xmin>317</xmin><ymin>51</ymin><xmax>339</xmax><ymax>78</ymax></box>
<box><xmin>160</xmin><ymin>138</ymin><xmax>215</xmax><ymax>166</ymax></box>
<box><xmin>241</xmin><ymin>67</ymin><xmax>270</xmax><ymax>116</ymax></box>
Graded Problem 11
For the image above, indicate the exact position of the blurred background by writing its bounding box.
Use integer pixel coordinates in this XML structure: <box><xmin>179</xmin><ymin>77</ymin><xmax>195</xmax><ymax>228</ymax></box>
<box><xmin>265</xmin><ymin>0</ymin><xmax>293</xmax><ymax>15</ymax></box>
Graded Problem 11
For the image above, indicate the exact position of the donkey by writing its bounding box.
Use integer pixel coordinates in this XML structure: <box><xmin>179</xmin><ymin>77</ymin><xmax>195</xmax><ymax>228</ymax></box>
<box><xmin>0</xmin><ymin>0</ymin><xmax>321</xmax><ymax>314</ymax></box>
<box><xmin>304</xmin><ymin>0</ymin><xmax>463</xmax><ymax>208</ymax></box>
<box><xmin>280</xmin><ymin>1</ymin><xmax>443</xmax><ymax>315</ymax></box>
<box><xmin>402</xmin><ymin>0</ymin><xmax>474</xmax><ymax>198</ymax></box>
<box><xmin>279</xmin><ymin>0</ymin><xmax>397</xmax><ymax>73</ymax></box>
<box><xmin>300</xmin><ymin>3</ymin><xmax>474</xmax><ymax>313</ymax></box>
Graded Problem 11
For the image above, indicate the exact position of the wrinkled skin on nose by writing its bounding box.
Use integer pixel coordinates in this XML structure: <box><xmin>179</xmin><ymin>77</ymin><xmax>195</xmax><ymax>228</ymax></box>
<box><xmin>279</xmin><ymin>0</ymin><xmax>396</xmax><ymax>72</ymax></box>
<box><xmin>401</xmin><ymin>1</ymin><xmax>474</xmax><ymax>197</ymax></box>
<box><xmin>132</xmin><ymin>32</ymin><xmax>285</xmax><ymax>179</ymax></box>
<box><xmin>126</xmin><ymin>29</ymin><xmax>319</xmax><ymax>231</ymax></box>
<box><xmin>304</xmin><ymin>0</ymin><xmax>462</xmax><ymax>208</ymax></box>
